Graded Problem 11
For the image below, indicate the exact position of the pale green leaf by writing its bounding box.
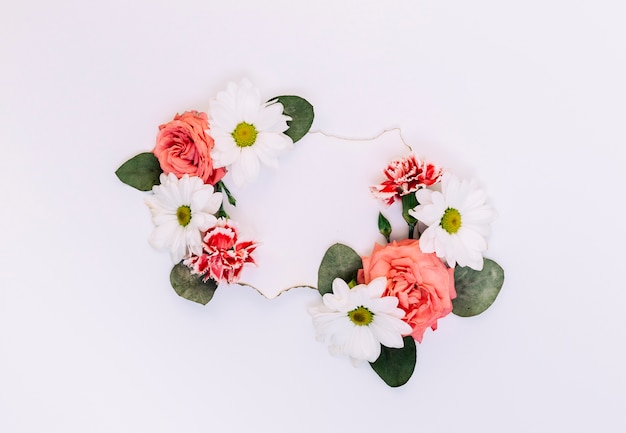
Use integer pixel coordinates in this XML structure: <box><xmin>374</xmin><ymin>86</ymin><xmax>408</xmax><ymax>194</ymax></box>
<box><xmin>452</xmin><ymin>258</ymin><xmax>504</xmax><ymax>317</ymax></box>
<box><xmin>170</xmin><ymin>263</ymin><xmax>218</xmax><ymax>305</ymax></box>
<box><xmin>317</xmin><ymin>243</ymin><xmax>362</xmax><ymax>296</ymax></box>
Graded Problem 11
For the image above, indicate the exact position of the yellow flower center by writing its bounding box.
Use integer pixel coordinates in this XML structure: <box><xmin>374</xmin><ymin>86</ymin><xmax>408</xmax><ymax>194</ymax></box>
<box><xmin>348</xmin><ymin>306</ymin><xmax>374</xmax><ymax>326</ymax></box>
<box><xmin>176</xmin><ymin>205</ymin><xmax>192</xmax><ymax>227</ymax></box>
<box><xmin>232</xmin><ymin>122</ymin><xmax>258</xmax><ymax>148</ymax></box>
<box><xmin>441</xmin><ymin>207</ymin><xmax>462</xmax><ymax>234</ymax></box>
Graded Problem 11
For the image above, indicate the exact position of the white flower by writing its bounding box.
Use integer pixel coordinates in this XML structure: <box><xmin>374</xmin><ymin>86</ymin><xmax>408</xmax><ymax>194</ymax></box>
<box><xmin>410</xmin><ymin>173</ymin><xmax>496</xmax><ymax>271</ymax></box>
<box><xmin>309</xmin><ymin>277</ymin><xmax>412</xmax><ymax>364</ymax></box>
<box><xmin>208</xmin><ymin>79</ymin><xmax>293</xmax><ymax>187</ymax></box>
<box><xmin>145</xmin><ymin>173</ymin><xmax>223</xmax><ymax>263</ymax></box>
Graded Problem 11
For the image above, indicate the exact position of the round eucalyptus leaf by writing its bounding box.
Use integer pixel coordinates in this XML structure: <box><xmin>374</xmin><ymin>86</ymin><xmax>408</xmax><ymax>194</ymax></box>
<box><xmin>370</xmin><ymin>336</ymin><xmax>417</xmax><ymax>387</ymax></box>
<box><xmin>452</xmin><ymin>258</ymin><xmax>504</xmax><ymax>317</ymax></box>
<box><xmin>317</xmin><ymin>243</ymin><xmax>362</xmax><ymax>296</ymax></box>
<box><xmin>170</xmin><ymin>263</ymin><xmax>218</xmax><ymax>305</ymax></box>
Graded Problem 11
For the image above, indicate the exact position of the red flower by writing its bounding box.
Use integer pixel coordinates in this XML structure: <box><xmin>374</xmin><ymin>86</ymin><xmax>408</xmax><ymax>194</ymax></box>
<box><xmin>371</xmin><ymin>154</ymin><xmax>442</xmax><ymax>205</ymax></box>
<box><xmin>184</xmin><ymin>219</ymin><xmax>257</xmax><ymax>284</ymax></box>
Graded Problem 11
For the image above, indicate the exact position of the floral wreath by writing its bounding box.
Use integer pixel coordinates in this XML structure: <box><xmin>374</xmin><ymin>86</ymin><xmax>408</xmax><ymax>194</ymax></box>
<box><xmin>116</xmin><ymin>79</ymin><xmax>504</xmax><ymax>387</ymax></box>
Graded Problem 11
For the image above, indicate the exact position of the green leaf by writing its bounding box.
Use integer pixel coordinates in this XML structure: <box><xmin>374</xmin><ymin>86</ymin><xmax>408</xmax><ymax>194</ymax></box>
<box><xmin>115</xmin><ymin>152</ymin><xmax>162</xmax><ymax>191</ymax></box>
<box><xmin>273</xmin><ymin>95</ymin><xmax>314</xmax><ymax>143</ymax></box>
<box><xmin>452</xmin><ymin>259</ymin><xmax>504</xmax><ymax>317</ymax></box>
<box><xmin>216</xmin><ymin>181</ymin><xmax>236</xmax><ymax>206</ymax></box>
<box><xmin>170</xmin><ymin>263</ymin><xmax>218</xmax><ymax>305</ymax></box>
<box><xmin>370</xmin><ymin>336</ymin><xmax>417</xmax><ymax>387</ymax></box>
<box><xmin>378</xmin><ymin>212</ymin><xmax>391</xmax><ymax>242</ymax></box>
<box><xmin>215</xmin><ymin>204</ymin><xmax>230</xmax><ymax>220</ymax></box>
<box><xmin>317</xmin><ymin>243</ymin><xmax>362</xmax><ymax>296</ymax></box>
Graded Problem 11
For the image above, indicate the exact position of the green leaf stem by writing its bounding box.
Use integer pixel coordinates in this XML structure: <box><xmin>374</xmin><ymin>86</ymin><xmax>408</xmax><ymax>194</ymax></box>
<box><xmin>216</xmin><ymin>181</ymin><xmax>236</xmax><ymax>206</ymax></box>
<box><xmin>401</xmin><ymin>193</ymin><xmax>418</xmax><ymax>239</ymax></box>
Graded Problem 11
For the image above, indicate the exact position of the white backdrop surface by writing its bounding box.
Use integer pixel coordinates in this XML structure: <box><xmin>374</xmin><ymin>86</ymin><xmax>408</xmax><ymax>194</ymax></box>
<box><xmin>2</xmin><ymin>1</ymin><xmax>625</xmax><ymax>432</ymax></box>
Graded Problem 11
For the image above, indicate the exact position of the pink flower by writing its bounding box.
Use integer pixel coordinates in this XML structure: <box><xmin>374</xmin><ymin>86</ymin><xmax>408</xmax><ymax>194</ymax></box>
<box><xmin>357</xmin><ymin>239</ymin><xmax>456</xmax><ymax>343</ymax></box>
<box><xmin>184</xmin><ymin>218</ymin><xmax>257</xmax><ymax>284</ymax></box>
<box><xmin>371</xmin><ymin>154</ymin><xmax>442</xmax><ymax>205</ymax></box>
<box><xmin>153</xmin><ymin>111</ymin><xmax>226</xmax><ymax>185</ymax></box>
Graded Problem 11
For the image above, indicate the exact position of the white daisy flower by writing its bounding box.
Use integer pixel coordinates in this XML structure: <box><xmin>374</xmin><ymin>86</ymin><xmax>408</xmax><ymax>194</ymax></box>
<box><xmin>208</xmin><ymin>79</ymin><xmax>293</xmax><ymax>186</ymax></box>
<box><xmin>410</xmin><ymin>173</ymin><xmax>496</xmax><ymax>271</ymax></box>
<box><xmin>145</xmin><ymin>173</ymin><xmax>223</xmax><ymax>263</ymax></box>
<box><xmin>309</xmin><ymin>277</ymin><xmax>412</xmax><ymax>364</ymax></box>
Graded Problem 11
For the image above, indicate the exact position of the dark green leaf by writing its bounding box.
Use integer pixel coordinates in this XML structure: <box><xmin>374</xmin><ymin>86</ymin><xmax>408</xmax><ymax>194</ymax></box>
<box><xmin>378</xmin><ymin>212</ymin><xmax>392</xmax><ymax>242</ymax></box>
<box><xmin>452</xmin><ymin>259</ymin><xmax>504</xmax><ymax>317</ymax></box>
<box><xmin>370</xmin><ymin>336</ymin><xmax>417</xmax><ymax>387</ymax></box>
<box><xmin>170</xmin><ymin>263</ymin><xmax>218</xmax><ymax>305</ymax></box>
<box><xmin>273</xmin><ymin>95</ymin><xmax>314</xmax><ymax>143</ymax></box>
<box><xmin>317</xmin><ymin>243</ymin><xmax>362</xmax><ymax>296</ymax></box>
<box><xmin>115</xmin><ymin>152</ymin><xmax>162</xmax><ymax>191</ymax></box>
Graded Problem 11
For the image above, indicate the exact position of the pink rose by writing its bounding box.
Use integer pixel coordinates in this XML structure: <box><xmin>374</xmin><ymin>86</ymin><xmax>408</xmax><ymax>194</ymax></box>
<box><xmin>371</xmin><ymin>154</ymin><xmax>442</xmax><ymax>205</ymax></box>
<box><xmin>184</xmin><ymin>218</ymin><xmax>257</xmax><ymax>284</ymax></box>
<box><xmin>357</xmin><ymin>239</ymin><xmax>456</xmax><ymax>343</ymax></box>
<box><xmin>153</xmin><ymin>111</ymin><xmax>226</xmax><ymax>185</ymax></box>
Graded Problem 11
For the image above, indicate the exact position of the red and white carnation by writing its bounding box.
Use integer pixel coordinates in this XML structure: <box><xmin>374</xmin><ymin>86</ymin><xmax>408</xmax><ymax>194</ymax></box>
<box><xmin>184</xmin><ymin>218</ymin><xmax>257</xmax><ymax>284</ymax></box>
<box><xmin>371</xmin><ymin>153</ymin><xmax>443</xmax><ymax>205</ymax></box>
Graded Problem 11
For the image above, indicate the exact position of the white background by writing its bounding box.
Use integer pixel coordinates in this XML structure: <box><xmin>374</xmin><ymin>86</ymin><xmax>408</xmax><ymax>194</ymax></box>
<box><xmin>2</xmin><ymin>1</ymin><xmax>625</xmax><ymax>432</ymax></box>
